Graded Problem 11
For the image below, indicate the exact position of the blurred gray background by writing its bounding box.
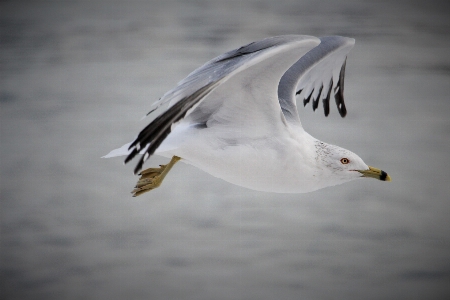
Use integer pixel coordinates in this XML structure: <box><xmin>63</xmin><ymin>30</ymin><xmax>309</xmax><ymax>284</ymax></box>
<box><xmin>1</xmin><ymin>0</ymin><xmax>449</xmax><ymax>299</ymax></box>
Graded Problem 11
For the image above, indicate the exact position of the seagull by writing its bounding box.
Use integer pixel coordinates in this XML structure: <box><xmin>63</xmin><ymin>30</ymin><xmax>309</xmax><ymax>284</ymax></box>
<box><xmin>104</xmin><ymin>35</ymin><xmax>391</xmax><ymax>197</ymax></box>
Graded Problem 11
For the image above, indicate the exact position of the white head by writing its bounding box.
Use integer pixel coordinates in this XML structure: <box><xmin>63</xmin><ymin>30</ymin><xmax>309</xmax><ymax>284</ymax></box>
<box><xmin>314</xmin><ymin>141</ymin><xmax>391</xmax><ymax>189</ymax></box>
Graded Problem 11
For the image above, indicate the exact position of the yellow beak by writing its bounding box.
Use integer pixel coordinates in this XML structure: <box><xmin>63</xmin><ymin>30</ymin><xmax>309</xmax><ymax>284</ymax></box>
<box><xmin>357</xmin><ymin>166</ymin><xmax>391</xmax><ymax>181</ymax></box>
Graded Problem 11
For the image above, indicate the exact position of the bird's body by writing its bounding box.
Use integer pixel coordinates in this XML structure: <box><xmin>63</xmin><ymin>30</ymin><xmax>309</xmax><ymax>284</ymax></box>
<box><xmin>104</xmin><ymin>35</ymin><xmax>391</xmax><ymax>195</ymax></box>
<box><xmin>160</xmin><ymin>124</ymin><xmax>318</xmax><ymax>193</ymax></box>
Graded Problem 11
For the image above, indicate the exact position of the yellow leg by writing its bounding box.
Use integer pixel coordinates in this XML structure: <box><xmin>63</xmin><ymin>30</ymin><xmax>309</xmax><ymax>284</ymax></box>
<box><xmin>131</xmin><ymin>156</ymin><xmax>181</xmax><ymax>197</ymax></box>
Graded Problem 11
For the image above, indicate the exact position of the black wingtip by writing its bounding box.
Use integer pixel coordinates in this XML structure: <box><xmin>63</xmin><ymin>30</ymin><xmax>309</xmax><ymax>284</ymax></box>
<box><xmin>125</xmin><ymin>81</ymin><xmax>220</xmax><ymax>175</ymax></box>
<box><xmin>133</xmin><ymin>157</ymin><xmax>144</xmax><ymax>175</ymax></box>
<box><xmin>323</xmin><ymin>97</ymin><xmax>330</xmax><ymax>116</ymax></box>
<box><xmin>334</xmin><ymin>58</ymin><xmax>347</xmax><ymax>118</ymax></box>
<box><xmin>312</xmin><ymin>98</ymin><xmax>319</xmax><ymax>111</ymax></box>
<box><xmin>312</xmin><ymin>84</ymin><xmax>323</xmax><ymax>111</ymax></box>
<box><xmin>124</xmin><ymin>148</ymin><xmax>138</xmax><ymax>164</ymax></box>
<box><xmin>303</xmin><ymin>89</ymin><xmax>313</xmax><ymax>107</ymax></box>
<box><xmin>323</xmin><ymin>78</ymin><xmax>332</xmax><ymax>117</ymax></box>
<box><xmin>338</xmin><ymin>102</ymin><xmax>347</xmax><ymax>117</ymax></box>
<box><xmin>334</xmin><ymin>86</ymin><xmax>347</xmax><ymax>117</ymax></box>
<box><xmin>128</xmin><ymin>139</ymin><xmax>138</xmax><ymax>150</ymax></box>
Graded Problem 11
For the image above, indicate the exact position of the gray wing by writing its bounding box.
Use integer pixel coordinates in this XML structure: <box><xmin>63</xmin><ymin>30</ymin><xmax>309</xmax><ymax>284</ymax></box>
<box><xmin>126</xmin><ymin>35</ymin><xmax>320</xmax><ymax>174</ymax></box>
<box><xmin>146</xmin><ymin>35</ymin><xmax>315</xmax><ymax>115</ymax></box>
<box><xmin>278</xmin><ymin>36</ymin><xmax>355</xmax><ymax>124</ymax></box>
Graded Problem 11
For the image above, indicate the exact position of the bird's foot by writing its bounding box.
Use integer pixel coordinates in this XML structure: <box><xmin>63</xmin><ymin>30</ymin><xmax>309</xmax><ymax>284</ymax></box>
<box><xmin>131</xmin><ymin>156</ymin><xmax>181</xmax><ymax>197</ymax></box>
<box><xmin>131</xmin><ymin>166</ymin><xmax>165</xmax><ymax>196</ymax></box>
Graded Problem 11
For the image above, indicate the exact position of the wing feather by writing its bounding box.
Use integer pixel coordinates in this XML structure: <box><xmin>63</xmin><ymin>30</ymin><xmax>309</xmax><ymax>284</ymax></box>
<box><xmin>126</xmin><ymin>35</ymin><xmax>320</xmax><ymax>173</ymax></box>
<box><xmin>323</xmin><ymin>78</ymin><xmax>333</xmax><ymax>116</ymax></box>
<box><xmin>278</xmin><ymin>36</ymin><xmax>355</xmax><ymax>123</ymax></box>
<box><xmin>125</xmin><ymin>81</ymin><xmax>220</xmax><ymax>174</ymax></box>
<box><xmin>312</xmin><ymin>84</ymin><xmax>323</xmax><ymax>111</ymax></box>
<box><xmin>334</xmin><ymin>57</ymin><xmax>347</xmax><ymax>117</ymax></box>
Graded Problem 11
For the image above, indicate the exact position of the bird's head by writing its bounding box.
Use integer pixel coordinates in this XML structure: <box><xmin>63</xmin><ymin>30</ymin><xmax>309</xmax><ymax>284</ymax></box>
<box><xmin>314</xmin><ymin>141</ymin><xmax>391</xmax><ymax>186</ymax></box>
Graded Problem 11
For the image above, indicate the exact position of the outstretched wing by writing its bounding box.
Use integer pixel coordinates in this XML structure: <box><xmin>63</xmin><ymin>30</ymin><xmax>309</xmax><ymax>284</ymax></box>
<box><xmin>125</xmin><ymin>35</ymin><xmax>320</xmax><ymax>174</ymax></box>
<box><xmin>278</xmin><ymin>36</ymin><xmax>355</xmax><ymax>124</ymax></box>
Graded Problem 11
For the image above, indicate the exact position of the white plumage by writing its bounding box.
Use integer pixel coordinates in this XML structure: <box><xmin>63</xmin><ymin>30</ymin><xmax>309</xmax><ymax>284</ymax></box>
<box><xmin>104</xmin><ymin>35</ymin><xmax>390</xmax><ymax>194</ymax></box>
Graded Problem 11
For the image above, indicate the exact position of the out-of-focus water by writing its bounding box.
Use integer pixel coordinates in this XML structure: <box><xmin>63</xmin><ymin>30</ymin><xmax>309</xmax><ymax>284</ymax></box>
<box><xmin>1</xmin><ymin>0</ymin><xmax>449</xmax><ymax>299</ymax></box>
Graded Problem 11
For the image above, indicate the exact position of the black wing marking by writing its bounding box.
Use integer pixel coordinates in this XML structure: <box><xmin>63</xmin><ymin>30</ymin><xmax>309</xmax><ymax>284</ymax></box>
<box><xmin>322</xmin><ymin>78</ymin><xmax>333</xmax><ymax>116</ymax></box>
<box><xmin>280</xmin><ymin>36</ymin><xmax>354</xmax><ymax>120</ymax></box>
<box><xmin>127</xmin><ymin>35</ymin><xmax>322</xmax><ymax>174</ymax></box>
<box><xmin>303</xmin><ymin>89</ymin><xmax>313</xmax><ymax>107</ymax></box>
<box><xmin>296</xmin><ymin>57</ymin><xmax>348</xmax><ymax>117</ymax></box>
<box><xmin>312</xmin><ymin>84</ymin><xmax>323</xmax><ymax>111</ymax></box>
<box><xmin>125</xmin><ymin>81</ymin><xmax>219</xmax><ymax>174</ymax></box>
<box><xmin>334</xmin><ymin>57</ymin><xmax>347</xmax><ymax>117</ymax></box>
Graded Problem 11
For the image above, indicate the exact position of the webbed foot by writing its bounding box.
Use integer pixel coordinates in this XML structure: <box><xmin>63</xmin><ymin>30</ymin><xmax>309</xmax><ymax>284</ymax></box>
<box><xmin>131</xmin><ymin>156</ymin><xmax>181</xmax><ymax>197</ymax></box>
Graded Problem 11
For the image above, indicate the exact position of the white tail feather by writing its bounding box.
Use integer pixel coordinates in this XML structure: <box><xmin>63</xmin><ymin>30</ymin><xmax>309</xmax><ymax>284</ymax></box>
<box><xmin>102</xmin><ymin>142</ymin><xmax>133</xmax><ymax>158</ymax></box>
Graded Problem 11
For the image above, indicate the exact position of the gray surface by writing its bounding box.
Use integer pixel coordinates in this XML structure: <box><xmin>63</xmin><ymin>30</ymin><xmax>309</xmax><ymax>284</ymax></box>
<box><xmin>1</xmin><ymin>0</ymin><xmax>449</xmax><ymax>299</ymax></box>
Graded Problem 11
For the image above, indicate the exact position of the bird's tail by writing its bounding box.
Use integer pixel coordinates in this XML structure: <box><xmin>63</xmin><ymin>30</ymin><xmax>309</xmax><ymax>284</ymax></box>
<box><xmin>102</xmin><ymin>142</ymin><xmax>134</xmax><ymax>158</ymax></box>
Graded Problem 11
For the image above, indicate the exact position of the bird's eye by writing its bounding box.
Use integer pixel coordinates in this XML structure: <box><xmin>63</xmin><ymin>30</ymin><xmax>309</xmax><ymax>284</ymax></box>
<box><xmin>340</xmin><ymin>158</ymin><xmax>350</xmax><ymax>164</ymax></box>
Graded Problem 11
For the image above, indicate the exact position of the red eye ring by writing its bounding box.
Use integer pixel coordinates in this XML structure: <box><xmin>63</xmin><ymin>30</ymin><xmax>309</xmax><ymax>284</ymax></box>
<box><xmin>340</xmin><ymin>158</ymin><xmax>350</xmax><ymax>164</ymax></box>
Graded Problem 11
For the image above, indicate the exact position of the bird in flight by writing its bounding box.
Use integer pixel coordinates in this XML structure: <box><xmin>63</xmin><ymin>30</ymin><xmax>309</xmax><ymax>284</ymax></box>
<box><xmin>104</xmin><ymin>35</ymin><xmax>391</xmax><ymax>197</ymax></box>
